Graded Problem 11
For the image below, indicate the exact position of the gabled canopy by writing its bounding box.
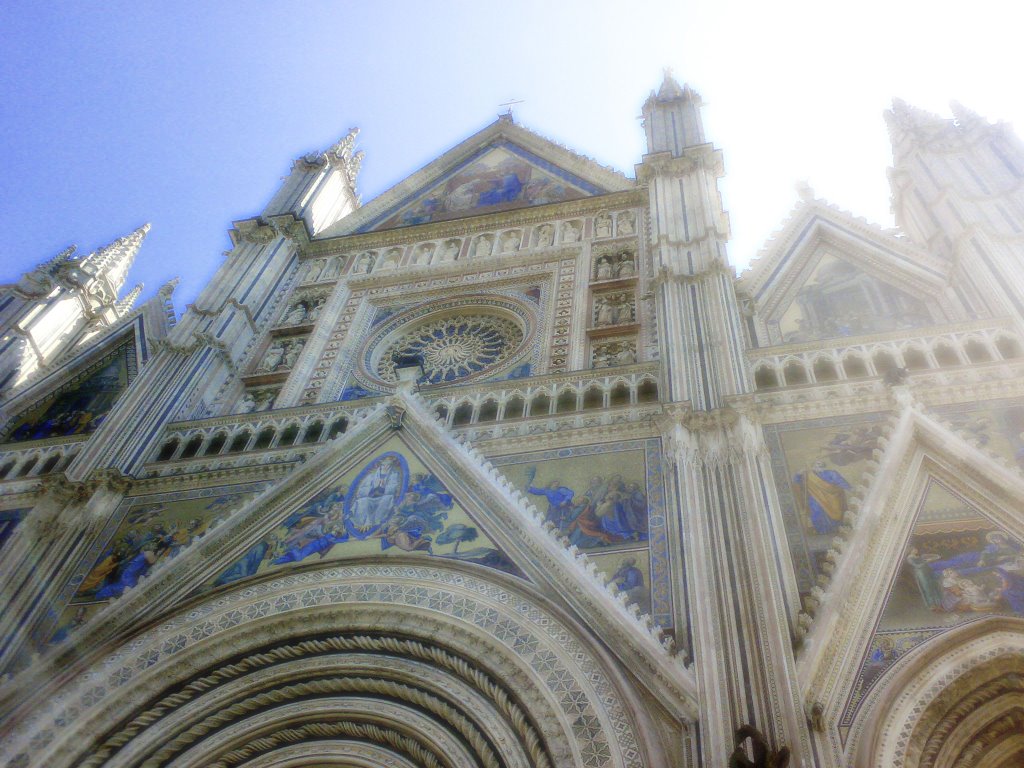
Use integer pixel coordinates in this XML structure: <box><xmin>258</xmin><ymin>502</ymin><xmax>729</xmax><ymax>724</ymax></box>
<box><xmin>319</xmin><ymin>117</ymin><xmax>633</xmax><ymax>238</ymax></box>
<box><xmin>738</xmin><ymin>196</ymin><xmax>959</xmax><ymax>347</ymax></box>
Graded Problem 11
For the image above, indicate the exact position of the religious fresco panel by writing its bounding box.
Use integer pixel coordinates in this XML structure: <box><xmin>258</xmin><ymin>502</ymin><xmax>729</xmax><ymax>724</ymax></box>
<box><xmin>211</xmin><ymin>437</ymin><xmax>523</xmax><ymax>590</ymax></box>
<box><xmin>45</xmin><ymin>483</ymin><xmax>265</xmax><ymax>647</ymax></box>
<box><xmin>775</xmin><ymin>254</ymin><xmax>934</xmax><ymax>344</ymax></box>
<box><xmin>362</xmin><ymin>141</ymin><xmax>601</xmax><ymax>232</ymax></box>
<box><xmin>3</xmin><ymin>340</ymin><xmax>137</xmax><ymax>443</ymax></box>
<box><xmin>936</xmin><ymin>398</ymin><xmax>1024</xmax><ymax>471</ymax></box>
<box><xmin>839</xmin><ymin>480</ymin><xmax>1024</xmax><ymax>740</ymax></box>
<box><xmin>765</xmin><ymin>414</ymin><xmax>889</xmax><ymax>599</ymax></box>
<box><xmin>489</xmin><ymin>439</ymin><xmax>673</xmax><ymax>637</ymax></box>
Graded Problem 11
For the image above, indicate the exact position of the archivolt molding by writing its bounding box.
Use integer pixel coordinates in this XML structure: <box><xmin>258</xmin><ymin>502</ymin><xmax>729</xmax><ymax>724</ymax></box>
<box><xmin>0</xmin><ymin>562</ymin><xmax>662</xmax><ymax>768</ymax></box>
<box><xmin>797</xmin><ymin>405</ymin><xmax>1024</xmax><ymax>762</ymax></box>
<box><xmin>853</xmin><ymin>622</ymin><xmax>1024</xmax><ymax>768</ymax></box>
<box><xmin>242</xmin><ymin>740</ymin><xmax>418</xmax><ymax>768</ymax></box>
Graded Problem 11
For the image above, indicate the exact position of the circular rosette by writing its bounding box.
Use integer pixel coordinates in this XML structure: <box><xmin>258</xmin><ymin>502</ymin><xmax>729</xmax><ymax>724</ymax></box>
<box><xmin>360</xmin><ymin>296</ymin><xmax>534</xmax><ymax>388</ymax></box>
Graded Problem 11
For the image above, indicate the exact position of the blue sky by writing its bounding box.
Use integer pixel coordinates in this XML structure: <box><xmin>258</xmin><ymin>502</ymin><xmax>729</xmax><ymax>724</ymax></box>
<box><xmin>2</xmin><ymin>1</ymin><xmax>1021</xmax><ymax>311</ymax></box>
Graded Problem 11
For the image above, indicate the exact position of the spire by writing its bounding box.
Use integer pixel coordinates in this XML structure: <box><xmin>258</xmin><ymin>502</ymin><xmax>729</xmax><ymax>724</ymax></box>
<box><xmin>323</xmin><ymin>128</ymin><xmax>364</xmax><ymax>189</ymax></box>
<box><xmin>115</xmin><ymin>283</ymin><xmax>144</xmax><ymax>316</ymax></box>
<box><xmin>74</xmin><ymin>223</ymin><xmax>150</xmax><ymax>297</ymax></box>
<box><xmin>642</xmin><ymin>71</ymin><xmax>705</xmax><ymax>156</ymax></box>
<box><xmin>38</xmin><ymin>244</ymin><xmax>77</xmax><ymax>275</ymax></box>
<box><xmin>884</xmin><ymin>99</ymin><xmax>950</xmax><ymax>147</ymax></box>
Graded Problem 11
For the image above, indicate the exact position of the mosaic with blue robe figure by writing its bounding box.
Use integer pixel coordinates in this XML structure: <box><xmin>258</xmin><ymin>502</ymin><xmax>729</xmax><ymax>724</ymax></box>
<box><xmin>524</xmin><ymin>466</ymin><xmax>649</xmax><ymax>548</ymax></box>
<box><xmin>792</xmin><ymin>460</ymin><xmax>852</xmax><ymax>535</ymax></box>
<box><xmin>906</xmin><ymin>530</ymin><xmax>1024</xmax><ymax>615</ymax></box>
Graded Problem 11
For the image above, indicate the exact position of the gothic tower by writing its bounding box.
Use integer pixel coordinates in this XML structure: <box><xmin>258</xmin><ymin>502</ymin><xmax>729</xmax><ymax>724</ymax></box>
<box><xmin>2</xmin><ymin>79</ymin><xmax>1024</xmax><ymax>768</ymax></box>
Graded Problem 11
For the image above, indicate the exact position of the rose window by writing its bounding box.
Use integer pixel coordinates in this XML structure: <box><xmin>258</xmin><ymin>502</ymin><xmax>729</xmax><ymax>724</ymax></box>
<box><xmin>376</xmin><ymin>315</ymin><xmax>523</xmax><ymax>384</ymax></box>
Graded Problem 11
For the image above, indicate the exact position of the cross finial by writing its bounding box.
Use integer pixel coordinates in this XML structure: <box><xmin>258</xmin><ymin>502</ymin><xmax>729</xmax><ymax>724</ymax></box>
<box><xmin>498</xmin><ymin>98</ymin><xmax>524</xmax><ymax>121</ymax></box>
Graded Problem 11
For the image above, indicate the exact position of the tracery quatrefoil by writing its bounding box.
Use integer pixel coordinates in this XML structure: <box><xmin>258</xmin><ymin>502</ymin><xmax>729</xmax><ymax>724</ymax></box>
<box><xmin>377</xmin><ymin>315</ymin><xmax>523</xmax><ymax>384</ymax></box>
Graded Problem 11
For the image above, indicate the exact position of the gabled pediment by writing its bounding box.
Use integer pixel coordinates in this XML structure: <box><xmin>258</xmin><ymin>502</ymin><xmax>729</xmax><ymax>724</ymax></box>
<box><xmin>36</xmin><ymin>390</ymin><xmax>693</xmax><ymax>720</ymax></box>
<box><xmin>739</xmin><ymin>199</ymin><xmax>958</xmax><ymax>347</ymax></box>
<box><xmin>0</xmin><ymin>290</ymin><xmax>173</xmax><ymax>443</ymax></box>
<box><xmin>796</xmin><ymin>403</ymin><xmax>1024</xmax><ymax>755</ymax></box>
<box><xmin>319</xmin><ymin>118</ymin><xmax>633</xmax><ymax>238</ymax></box>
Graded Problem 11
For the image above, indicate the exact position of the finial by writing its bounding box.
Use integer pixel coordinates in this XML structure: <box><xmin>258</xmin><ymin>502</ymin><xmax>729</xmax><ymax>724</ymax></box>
<box><xmin>498</xmin><ymin>98</ymin><xmax>524</xmax><ymax>122</ymax></box>
<box><xmin>157</xmin><ymin>277</ymin><xmax>180</xmax><ymax>298</ymax></box>
<box><xmin>795</xmin><ymin>181</ymin><xmax>816</xmax><ymax>202</ymax></box>
<box><xmin>115</xmin><ymin>283</ymin><xmax>144</xmax><ymax>315</ymax></box>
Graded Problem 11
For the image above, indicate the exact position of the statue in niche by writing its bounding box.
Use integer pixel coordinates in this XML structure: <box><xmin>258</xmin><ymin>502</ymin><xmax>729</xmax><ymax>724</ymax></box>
<box><xmin>536</xmin><ymin>223</ymin><xmax>554</xmax><ymax>247</ymax></box>
<box><xmin>259</xmin><ymin>342</ymin><xmax>286</xmax><ymax>372</ymax></box>
<box><xmin>594</xmin><ymin>295</ymin><xmax>618</xmax><ymax>326</ymax></box>
<box><xmin>562</xmin><ymin>220</ymin><xmax>581</xmax><ymax>243</ymax></box>
<box><xmin>616</xmin><ymin>293</ymin><xmax>635</xmax><ymax>323</ymax></box>
<box><xmin>592</xmin><ymin>340</ymin><xmax>636</xmax><ymax>368</ymax></box>
<box><xmin>322</xmin><ymin>257</ymin><xmax>341</xmax><ymax>280</ymax></box>
<box><xmin>304</xmin><ymin>259</ymin><xmax>326</xmax><ymax>282</ymax></box>
<box><xmin>410</xmin><ymin>243</ymin><xmax>433</xmax><ymax>264</ymax></box>
<box><xmin>237</xmin><ymin>393</ymin><xmax>258</xmax><ymax>414</ymax></box>
<box><xmin>616</xmin><ymin>251</ymin><xmax>636</xmax><ymax>278</ymax></box>
<box><xmin>307</xmin><ymin>297</ymin><xmax>325</xmax><ymax>323</ymax></box>
<box><xmin>474</xmin><ymin>235</ymin><xmax>493</xmax><ymax>259</ymax></box>
<box><xmin>500</xmin><ymin>230</ymin><xmax>520</xmax><ymax>252</ymax></box>
<box><xmin>352</xmin><ymin>252</ymin><xmax>375</xmax><ymax>274</ymax></box>
<box><xmin>616</xmin><ymin>343</ymin><xmax>637</xmax><ymax>365</ymax></box>
<box><xmin>437</xmin><ymin>240</ymin><xmax>459</xmax><ymax>262</ymax></box>
<box><xmin>255</xmin><ymin>390</ymin><xmax>276</xmax><ymax>411</ymax></box>
<box><xmin>283</xmin><ymin>301</ymin><xmax>308</xmax><ymax>325</ymax></box>
<box><xmin>617</xmin><ymin>210</ymin><xmax>635</xmax><ymax>235</ymax></box>
<box><xmin>595</xmin><ymin>256</ymin><xmax>614</xmax><ymax>281</ymax></box>
<box><xmin>282</xmin><ymin>339</ymin><xmax>305</xmax><ymax>369</ymax></box>
<box><xmin>595</xmin><ymin>213</ymin><xmax>612</xmax><ymax>238</ymax></box>
<box><xmin>381</xmin><ymin>248</ymin><xmax>402</xmax><ymax>269</ymax></box>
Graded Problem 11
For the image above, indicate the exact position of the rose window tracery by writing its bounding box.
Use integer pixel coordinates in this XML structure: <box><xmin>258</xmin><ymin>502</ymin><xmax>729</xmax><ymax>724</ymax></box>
<box><xmin>377</xmin><ymin>314</ymin><xmax>523</xmax><ymax>384</ymax></box>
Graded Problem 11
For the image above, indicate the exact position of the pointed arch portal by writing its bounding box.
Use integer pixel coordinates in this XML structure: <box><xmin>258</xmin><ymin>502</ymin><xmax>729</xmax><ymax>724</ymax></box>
<box><xmin>5</xmin><ymin>561</ymin><xmax>667</xmax><ymax>768</ymax></box>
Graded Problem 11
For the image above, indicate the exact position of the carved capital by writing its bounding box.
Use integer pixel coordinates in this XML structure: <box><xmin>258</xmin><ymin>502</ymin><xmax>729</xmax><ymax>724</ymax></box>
<box><xmin>36</xmin><ymin>474</ymin><xmax>91</xmax><ymax>505</ymax></box>
<box><xmin>89</xmin><ymin>467</ymin><xmax>134</xmax><ymax>495</ymax></box>
<box><xmin>267</xmin><ymin>214</ymin><xmax>310</xmax><ymax>247</ymax></box>
<box><xmin>231</xmin><ymin>218</ymin><xmax>277</xmax><ymax>245</ymax></box>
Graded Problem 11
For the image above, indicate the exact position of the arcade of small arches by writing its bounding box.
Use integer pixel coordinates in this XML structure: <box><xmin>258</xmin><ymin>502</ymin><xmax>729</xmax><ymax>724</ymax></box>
<box><xmin>152</xmin><ymin>414</ymin><xmax>351</xmax><ymax>464</ymax></box>
<box><xmin>432</xmin><ymin>375</ymin><xmax>660</xmax><ymax>428</ymax></box>
<box><xmin>0</xmin><ymin>442</ymin><xmax>82</xmax><ymax>482</ymax></box>
<box><xmin>145</xmin><ymin>373</ymin><xmax>660</xmax><ymax>466</ymax></box>
<box><xmin>752</xmin><ymin>328</ymin><xmax>1024</xmax><ymax>390</ymax></box>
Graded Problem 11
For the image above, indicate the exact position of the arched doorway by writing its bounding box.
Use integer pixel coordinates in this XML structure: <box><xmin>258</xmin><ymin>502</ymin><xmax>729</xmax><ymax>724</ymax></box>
<box><xmin>4</xmin><ymin>560</ymin><xmax>667</xmax><ymax>768</ymax></box>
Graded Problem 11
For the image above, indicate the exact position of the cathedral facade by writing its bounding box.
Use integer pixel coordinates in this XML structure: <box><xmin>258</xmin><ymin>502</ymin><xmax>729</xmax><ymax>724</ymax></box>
<box><xmin>1</xmin><ymin>75</ymin><xmax>1023</xmax><ymax>767</ymax></box>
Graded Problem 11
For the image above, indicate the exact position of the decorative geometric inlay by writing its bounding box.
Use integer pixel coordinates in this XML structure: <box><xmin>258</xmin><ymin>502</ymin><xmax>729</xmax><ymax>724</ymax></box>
<box><xmin>358</xmin><ymin>295</ymin><xmax>535</xmax><ymax>390</ymax></box>
<box><xmin>377</xmin><ymin>314</ymin><xmax>523</xmax><ymax>384</ymax></box>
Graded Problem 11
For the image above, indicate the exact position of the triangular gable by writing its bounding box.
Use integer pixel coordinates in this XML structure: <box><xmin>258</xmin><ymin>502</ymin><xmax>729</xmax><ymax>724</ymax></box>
<box><xmin>842</xmin><ymin>479</ymin><xmax>1024</xmax><ymax>732</ymax></box>
<box><xmin>0</xmin><ymin>292</ymin><xmax>173</xmax><ymax>445</ymax></box>
<box><xmin>35</xmin><ymin>391</ymin><xmax>694</xmax><ymax>720</ymax></box>
<box><xmin>738</xmin><ymin>200</ymin><xmax>957</xmax><ymax>347</ymax></box>
<box><xmin>209</xmin><ymin>433</ymin><xmax>524</xmax><ymax>588</ymax></box>
<box><xmin>1</xmin><ymin>333</ymin><xmax>139</xmax><ymax>444</ymax></box>
<box><xmin>794</xmin><ymin>404</ymin><xmax>1024</xmax><ymax>755</ymax></box>
<box><xmin>319</xmin><ymin>119</ymin><xmax>633</xmax><ymax>238</ymax></box>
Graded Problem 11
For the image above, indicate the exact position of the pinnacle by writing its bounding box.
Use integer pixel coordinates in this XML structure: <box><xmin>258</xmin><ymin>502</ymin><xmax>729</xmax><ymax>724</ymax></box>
<box><xmin>656</xmin><ymin>69</ymin><xmax>685</xmax><ymax>100</ymax></box>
